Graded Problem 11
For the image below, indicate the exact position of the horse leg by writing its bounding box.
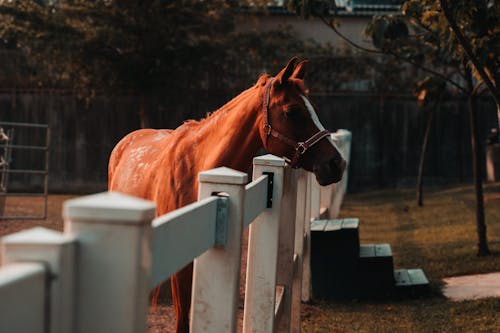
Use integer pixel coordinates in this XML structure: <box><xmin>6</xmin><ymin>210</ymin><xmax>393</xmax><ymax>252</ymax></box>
<box><xmin>171</xmin><ymin>262</ymin><xmax>194</xmax><ymax>333</ymax></box>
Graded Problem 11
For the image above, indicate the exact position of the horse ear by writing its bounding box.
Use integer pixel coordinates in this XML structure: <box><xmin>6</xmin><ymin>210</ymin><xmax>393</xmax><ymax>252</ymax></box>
<box><xmin>275</xmin><ymin>57</ymin><xmax>299</xmax><ymax>85</ymax></box>
<box><xmin>292</xmin><ymin>60</ymin><xmax>308</xmax><ymax>80</ymax></box>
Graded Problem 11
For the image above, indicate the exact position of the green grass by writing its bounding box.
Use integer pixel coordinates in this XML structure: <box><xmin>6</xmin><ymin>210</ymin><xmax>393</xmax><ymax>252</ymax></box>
<box><xmin>301</xmin><ymin>183</ymin><xmax>500</xmax><ymax>333</ymax></box>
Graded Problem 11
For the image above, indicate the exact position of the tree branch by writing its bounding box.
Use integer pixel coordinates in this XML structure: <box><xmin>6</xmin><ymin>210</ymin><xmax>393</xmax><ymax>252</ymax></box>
<box><xmin>319</xmin><ymin>15</ymin><xmax>467</xmax><ymax>94</ymax></box>
<box><xmin>439</xmin><ymin>0</ymin><xmax>500</xmax><ymax>106</ymax></box>
<box><xmin>319</xmin><ymin>16</ymin><xmax>382</xmax><ymax>54</ymax></box>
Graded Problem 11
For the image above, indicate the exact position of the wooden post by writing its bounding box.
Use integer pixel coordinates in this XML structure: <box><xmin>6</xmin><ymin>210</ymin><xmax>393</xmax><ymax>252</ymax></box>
<box><xmin>243</xmin><ymin>155</ymin><xmax>286</xmax><ymax>333</ymax></box>
<box><xmin>275</xmin><ymin>166</ymin><xmax>298</xmax><ymax>332</ymax></box>
<box><xmin>0</xmin><ymin>263</ymin><xmax>46</xmax><ymax>333</ymax></box>
<box><xmin>1</xmin><ymin>227</ymin><xmax>75</xmax><ymax>333</ymax></box>
<box><xmin>64</xmin><ymin>192</ymin><xmax>156</xmax><ymax>333</ymax></box>
<box><xmin>310</xmin><ymin>175</ymin><xmax>321</xmax><ymax>220</ymax></box>
<box><xmin>291</xmin><ymin>170</ymin><xmax>308</xmax><ymax>333</ymax></box>
<box><xmin>301</xmin><ymin>172</ymin><xmax>313</xmax><ymax>302</ymax></box>
<box><xmin>191</xmin><ymin>167</ymin><xmax>247</xmax><ymax>333</ymax></box>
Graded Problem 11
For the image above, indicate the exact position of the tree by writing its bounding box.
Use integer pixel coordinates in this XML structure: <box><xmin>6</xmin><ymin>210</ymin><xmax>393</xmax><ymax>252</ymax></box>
<box><xmin>391</xmin><ymin>0</ymin><xmax>497</xmax><ymax>256</ymax></box>
<box><xmin>2</xmin><ymin>1</ymin><xmax>362</xmax><ymax>127</ymax></box>
<box><xmin>413</xmin><ymin>76</ymin><xmax>446</xmax><ymax>207</ymax></box>
<box><xmin>0</xmin><ymin>0</ymin><xmax>238</xmax><ymax>126</ymax></box>
<box><xmin>293</xmin><ymin>0</ymin><xmax>497</xmax><ymax>255</ymax></box>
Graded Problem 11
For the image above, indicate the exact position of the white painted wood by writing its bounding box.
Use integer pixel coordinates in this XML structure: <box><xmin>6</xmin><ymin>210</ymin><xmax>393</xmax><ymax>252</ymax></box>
<box><xmin>332</xmin><ymin>129</ymin><xmax>352</xmax><ymax>193</ymax></box>
<box><xmin>253</xmin><ymin>154</ymin><xmax>288</xmax><ymax>167</ymax></box>
<box><xmin>301</xmin><ymin>172</ymin><xmax>312</xmax><ymax>302</ymax></box>
<box><xmin>244</xmin><ymin>174</ymin><xmax>269</xmax><ymax>227</ymax></box>
<box><xmin>275</xmin><ymin>166</ymin><xmax>298</xmax><ymax>332</ymax></box>
<box><xmin>0</xmin><ymin>263</ymin><xmax>46</xmax><ymax>333</ymax></box>
<box><xmin>198</xmin><ymin>166</ymin><xmax>248</xmax><ymax>185</ymax></box>
<box><xmin>2</xmin><ymin>227</ymin><xmax>75</xmax><ymax>333</ymax></box>
<box><xmin>63</xmin><ymin>191</ymin><xmax>156</xmax><ymax>223</ymax></box>
<box><xmin>191</xmin><ymin>167</ymin><xmax>247</xmax><ymax>333</ymax></box>
<box><xmin>328</xmin><ymin>129</ymin><xmax>352</xmax><ymax>218</ymax></box>
<box><xmin>243</xmin><ymin>156</ymin><xmax>286</xmax><ymax>333</ymax></box>
<box><xmin>291</xmin><ymin>170</ymin><xmax>308</xmax><ymax>333</ymax></box>
<box><xmin>151</xmin><ymin>196</ymin><xmax>219</xmax><ymax>287</ymax></box>
<box><xmin>310</xmin><ymin>175</ymin><xmax>321</xmax><ymax>221</ymax></box>
<box><xmin>64</xmin><ymin>192</ymin><xmax>155</xmax><ymax>333</ymax></box>
<box><xmin>320</xmin><ymin>183</ymin><xmax>335</xmax><ymax>218</ymax></box>
<box><xmin>301</xmin><ymin>172</ymin><xmax>322</xmax><ymax>303</ymax></box>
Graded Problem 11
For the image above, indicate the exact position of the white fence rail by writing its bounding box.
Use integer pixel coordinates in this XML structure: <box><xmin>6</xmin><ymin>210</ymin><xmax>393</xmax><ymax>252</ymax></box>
<box><xmin>0</xmin><ymin>130</ymin><xmax>351</xmax><ymax>333</ymax></box>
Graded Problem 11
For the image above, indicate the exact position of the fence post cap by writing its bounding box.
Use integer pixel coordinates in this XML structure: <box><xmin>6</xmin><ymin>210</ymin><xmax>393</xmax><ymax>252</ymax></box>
<box><xmin>253</xmin><ymin>154</ymin><xmax>286</xmax><ymax>167</ymax></box>
<box><xmin>331</xmin><ymin>129</ymin><xmax>352</xmax><ymax>138</ymax></box>
<box><xmin>199</xmin><ymin>167</ymin><xmax>247</xmax><ymax>185</ymax></box>
<box><xmin>63</xmin><ymin>192</ymin><xmax>156</xmax><ymax>224</ymax></box>
<box><xmin>2</xmin><ymin>227</ymin><xmax>73</xmax><ymax>245</ymax></box>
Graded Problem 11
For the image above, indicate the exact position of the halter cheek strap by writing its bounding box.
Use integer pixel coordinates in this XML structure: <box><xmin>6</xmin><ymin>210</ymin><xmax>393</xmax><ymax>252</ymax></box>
<box><xmin>262</xmin><ymin>78</ymin><xmax>331</xmax><ymax>168</ymax></box>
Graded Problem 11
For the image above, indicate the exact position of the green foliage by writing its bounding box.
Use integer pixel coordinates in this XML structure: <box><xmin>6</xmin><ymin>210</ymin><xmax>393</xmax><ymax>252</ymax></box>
<box><xmin>287</xmin><ymin>0</ymin><xmax>336</xmax><ymax>18</ymax></box>
<box><xmin>0</xmin><ymin>0</ymin><xmax>412</xmax><ymax>100</ymax></box>
<box><xmin>366</xmin><ymin>0</ymin><xmax>499</xmax><ymax>95</ymax></box>
<box><xmin>0</xmin><ymin>0</ymin><xmax>237</xmax><ymax>98</ymax></box>
<box><xmin>0</xmin><ymin>0</ymin><xmax>377</xmax><ymax>98</ymax></box>
<box><xmin>366</xmin><ymin>15</ymin><xmax>408</xmax><ymax>51</ymax></box>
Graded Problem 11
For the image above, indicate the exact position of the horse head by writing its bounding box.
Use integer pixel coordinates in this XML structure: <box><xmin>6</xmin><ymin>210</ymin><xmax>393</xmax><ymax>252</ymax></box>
<box><xmin>259</xmin><ymin>57</ymin><xmax>346</xmax><ymax>185</ymax></box>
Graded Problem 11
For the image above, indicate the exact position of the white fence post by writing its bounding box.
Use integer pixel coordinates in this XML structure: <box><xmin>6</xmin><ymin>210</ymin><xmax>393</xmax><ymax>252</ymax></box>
<box><xmin>191</xmin><ymin>167</ymin><xmax>247</xmax><ymax>333</ymax></box>
<box><xmin>1</xmin><ymin>227</ymin><xmax>75</xmax><ymax>333</ymax></box>
<box><xmin>275</xmin><ymin>166</ymin><xmax>299</xmax><ymax>332</ymax></box>
<box><xmin>329</xmin><ymin>129</ymin><xmax>352</xmax><ymax>218</ymax></box>
<box><xmin>63</xmin><ymin>192</ymin><xmax>156</xmax><ymax>333</ymax></box>
<box><xmin>301</xmin><ymin>173</ymin><xmax>313</xmax><ymax>303</ymax></box>
<box><xmin>0</xmin><ymin>263</ymin><xmax>46</xmax><ymax>333</ymax></box>
<box><xmin>243</xmin><ymin>155</ymin><xmax>286</xmax><ymax>333</ymax></box>
<box><xmin>291</xmin><ymin>170</ymin><xmax>308</xmax><ymax>333</ymax></box>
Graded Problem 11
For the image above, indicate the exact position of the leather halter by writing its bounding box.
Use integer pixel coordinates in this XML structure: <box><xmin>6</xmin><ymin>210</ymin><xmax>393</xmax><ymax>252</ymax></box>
<box><xmin>262</xmin><ymin>78</ymin><xmax>331</xmax><ymax>168</ymax></box>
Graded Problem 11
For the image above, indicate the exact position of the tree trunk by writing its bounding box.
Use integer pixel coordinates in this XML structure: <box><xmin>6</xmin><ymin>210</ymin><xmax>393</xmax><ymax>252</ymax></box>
<box><xmin>417</xmin><ymin>104</ymin><xmax>435</xmax><ymax>207</ymax></box>
<box><xmin>468</xmin><ymin>92</ymin><xmax>491</xmax><ymax>256</ymax></box>
<box><xmin>440</xmin><ymin>0</ymin><xmax>500</xmax><ymax>140</ymax></box>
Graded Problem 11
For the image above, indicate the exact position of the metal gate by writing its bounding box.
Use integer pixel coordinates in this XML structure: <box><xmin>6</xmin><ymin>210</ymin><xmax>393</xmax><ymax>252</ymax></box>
<box><xmin>0</xmin><ymin>121</ymin><xmax>50</xmax><ymax>220</ymax></box>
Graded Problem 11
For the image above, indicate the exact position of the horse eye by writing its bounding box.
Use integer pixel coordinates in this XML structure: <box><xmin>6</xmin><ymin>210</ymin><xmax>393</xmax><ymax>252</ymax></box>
<box><xmin>284</xmin><ymin>106</ymin><xmax>301</xmax><ymax>119</ymax></box>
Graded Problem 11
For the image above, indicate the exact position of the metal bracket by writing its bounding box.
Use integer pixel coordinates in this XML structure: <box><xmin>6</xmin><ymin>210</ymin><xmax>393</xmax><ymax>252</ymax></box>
<box><xmin>214</xmin><ymin>195</ymin><xmax>229</xmax><ymax>247</ymax></box>
<box><xmin>263</xmin><ymin>172</ymin><xmax>274</xmax><ymax>208</ymax></box>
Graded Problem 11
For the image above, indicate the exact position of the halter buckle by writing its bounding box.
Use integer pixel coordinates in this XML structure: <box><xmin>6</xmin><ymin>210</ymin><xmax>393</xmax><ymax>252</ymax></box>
<box><xmin>263</xmin><ymin>124</ymin><xmax>272</xmax><ymax>136</ymax></box>
<box><xmin>296</xmin><ymin>143</ymin><xmax>307</xmax><ymax>155</ymax></box>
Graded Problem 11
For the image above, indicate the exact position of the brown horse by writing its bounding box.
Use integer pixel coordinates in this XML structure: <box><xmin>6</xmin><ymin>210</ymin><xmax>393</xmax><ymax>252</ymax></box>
<box><xmin>108</xmin><ymin>57</ymin><xmax>346</xmax><ymax>332</ymax></box>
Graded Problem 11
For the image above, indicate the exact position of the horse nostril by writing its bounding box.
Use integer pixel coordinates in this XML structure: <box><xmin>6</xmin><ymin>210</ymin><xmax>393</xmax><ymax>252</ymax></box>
<box><xmin>330</xmin><ymin>155</ymin><xmax>346</xmax><ymax>174</ymax></box>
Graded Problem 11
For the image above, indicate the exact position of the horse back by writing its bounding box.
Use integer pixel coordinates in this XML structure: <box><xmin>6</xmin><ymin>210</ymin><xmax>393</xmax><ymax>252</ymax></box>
<box><xmin>108</xmin><ymin>128</ymin><xmax>173</xmax><ymax>199</ymax></box>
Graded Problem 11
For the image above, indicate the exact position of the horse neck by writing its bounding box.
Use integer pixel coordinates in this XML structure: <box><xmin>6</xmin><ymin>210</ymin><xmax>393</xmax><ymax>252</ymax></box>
<box><xmin>195</xmin><ymin>85</ymin><xmax>264</xmax><ymax>172</ymax></box>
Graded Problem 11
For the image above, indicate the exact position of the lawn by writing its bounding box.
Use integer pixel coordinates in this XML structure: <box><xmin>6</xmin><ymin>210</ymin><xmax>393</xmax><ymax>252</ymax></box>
<box><xmin>1</xmin><ymin>184</ymin><xmax>499</xmax><ymax>332</ymax></box>
<box><xmin>302</xmin><ymin>183</ymin><xmax>500</xmax><ymax>333</ymax></box>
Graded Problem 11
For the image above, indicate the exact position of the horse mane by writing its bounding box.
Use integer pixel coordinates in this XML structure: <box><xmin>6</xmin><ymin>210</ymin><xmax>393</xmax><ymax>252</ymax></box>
<box><xmin>180</xmin><ymin>73</ymin><xmax>307</xmax><ymax>131</ymax></box>
<box><xmin>182</xmin><ymin>73</ymin><xmax>271</xmax><ymax>128</ymax></box>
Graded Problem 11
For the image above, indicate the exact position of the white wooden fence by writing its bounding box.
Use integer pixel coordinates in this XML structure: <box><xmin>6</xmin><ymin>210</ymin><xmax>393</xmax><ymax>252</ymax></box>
<box><xmin>0</xmin><ymin>130</ymin><xmax>351</xmax><ymax>333</ymax></box>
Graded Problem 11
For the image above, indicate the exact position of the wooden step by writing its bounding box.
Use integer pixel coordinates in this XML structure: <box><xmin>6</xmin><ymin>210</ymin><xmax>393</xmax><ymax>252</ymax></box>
<box><xmin>310</xmin><ymin>218</ymin><xmax>359</xmax><ymax>232</ymax></box>
<box><xmin>394</xmin><ymin>268</ymin><xmax>430</xmax><ymax>295</ymax></box>
<box><xmin>311</xmin><ymin>218</ymin><xmax>360</xmax><ymax>259</ymax></box>
<box><xmin>310</xmin><ymin>218</ymin><xmax>360</xmax><ymax>299</ymax></box>
<box><xmin>357</xmin><ymin>244</ymin><xmax>395</xmax><ymax>296</ymax></box>
<box><xmin>359</xmin><ymin>243</ymin><xmax>392</xmax><ymax>258</ymax></box>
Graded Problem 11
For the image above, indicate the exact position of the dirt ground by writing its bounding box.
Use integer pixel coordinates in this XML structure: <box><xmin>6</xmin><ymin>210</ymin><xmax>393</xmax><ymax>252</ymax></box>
<box><xmin>1</xmin><ymin>185</ymin><xmax>499</xmax><ymax>332</ymax></box>
<box><xmin>0</xmin><ymin>194</ymin><xmax>249</xmax><ymax>333</ymax></box>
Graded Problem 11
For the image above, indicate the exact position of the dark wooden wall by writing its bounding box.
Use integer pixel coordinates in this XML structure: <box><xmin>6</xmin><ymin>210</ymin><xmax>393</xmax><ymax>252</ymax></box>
<box><xmin>0</xmin><ymin>91</ymin><xmax>496</xmax><ymax>193</ymax></box>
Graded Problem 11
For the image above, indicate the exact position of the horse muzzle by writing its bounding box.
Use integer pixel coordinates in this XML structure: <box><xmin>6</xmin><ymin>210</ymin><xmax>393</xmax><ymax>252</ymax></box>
<box><xmin>312</xmin><ymin>156</ymin><xmax>347</xmax><ymax>186</ymax></box>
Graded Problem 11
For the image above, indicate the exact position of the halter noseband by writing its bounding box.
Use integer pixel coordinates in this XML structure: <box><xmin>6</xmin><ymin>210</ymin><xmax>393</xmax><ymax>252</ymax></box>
<box><xmin>262</xmin><ymin>78</ymin><xmax>331</xmax><ymax>168</ymax></box>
